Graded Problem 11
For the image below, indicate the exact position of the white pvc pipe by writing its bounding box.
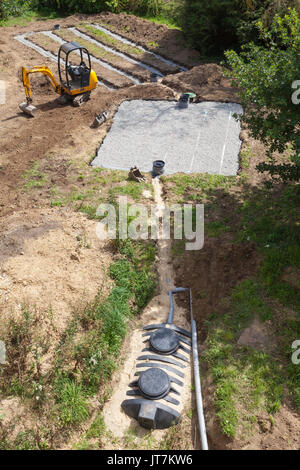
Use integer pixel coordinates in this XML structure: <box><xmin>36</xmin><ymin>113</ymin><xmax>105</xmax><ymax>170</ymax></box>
<box><xmin>192</xmin><ymin>318</ymin><xmax>209</xmax><ymax>450</ymax></box>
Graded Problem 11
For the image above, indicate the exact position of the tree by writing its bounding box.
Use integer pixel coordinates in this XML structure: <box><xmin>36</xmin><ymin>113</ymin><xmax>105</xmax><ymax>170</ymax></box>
<box><xmin>180</xmin><ymin>0</ymin><xmax>272</xmax><ymax>57</ymax></box>
<box><xmin>225</xmin><ymin>7</ymin><xmax>300</xmax><ymax>181</ymax></box>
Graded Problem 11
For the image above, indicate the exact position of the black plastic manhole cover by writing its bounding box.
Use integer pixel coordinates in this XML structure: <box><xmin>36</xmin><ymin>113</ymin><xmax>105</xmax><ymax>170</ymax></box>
<box><xmin>150</xmin><ymin>327</ymin><xmax>179</xmax><ymax>355</ymax></box>
<box><xmin>138</xmin><ymin>368</ymin><xmax>170</xmax><ymax>399</ymax></box>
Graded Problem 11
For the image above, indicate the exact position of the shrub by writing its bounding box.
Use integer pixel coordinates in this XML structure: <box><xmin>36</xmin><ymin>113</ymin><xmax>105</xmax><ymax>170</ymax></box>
<box><xmin>225</xmin><ymin>7</ymin><xmax>300</xmax><ymax>181</ymax></box>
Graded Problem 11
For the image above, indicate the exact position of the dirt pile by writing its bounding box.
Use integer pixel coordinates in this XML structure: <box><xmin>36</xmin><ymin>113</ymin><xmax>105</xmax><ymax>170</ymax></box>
<box><xmin>162</xmin><ymin>64</ymin><xmax>240</xmax><ymax>102</ymax></box>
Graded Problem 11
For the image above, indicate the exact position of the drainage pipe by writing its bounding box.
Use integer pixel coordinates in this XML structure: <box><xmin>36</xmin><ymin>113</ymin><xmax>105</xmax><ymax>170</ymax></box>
<box><xmin>189</xmin><ymin>289</ymin><xmax>209</xmax><ymax>451</ymax></box>
<box><xmin>167</xmin><ymin>287</ymin><xmax>188</xmax><ymax>324</ymax></box>
<box><xmin>167</xmin><ymin>287</ymin><xmax>209</xmax><ymax>450</ymax></box>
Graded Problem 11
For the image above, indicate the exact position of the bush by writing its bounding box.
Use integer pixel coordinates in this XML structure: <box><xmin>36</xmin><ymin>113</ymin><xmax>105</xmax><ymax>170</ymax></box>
<box><xmin>0</xmin><ymin>0</ymin><xmax>33</xmax><ymax>18</ymax></box>
<box><xmin>33</xmin><ymin>0</ymin><xmax>108</xmax><ymax>15</ymax></box>
<box><xmin>180</xmin><ymin>0</ymin><xmax>275</xmax><ymax>57</ymax></box>
<box><xmin>225</xmin><ymin>7</ymin><xmax>300</xmax><ymax>181</ymax></box>
<box><xmin>106</xmin><ymin>0</ymin><xmax>163</xmax><ymax>15</ymax></box>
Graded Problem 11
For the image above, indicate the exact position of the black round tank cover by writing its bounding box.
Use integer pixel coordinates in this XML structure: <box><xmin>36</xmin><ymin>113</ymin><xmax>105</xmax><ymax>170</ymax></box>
<box><xmin>150</xmin><ymin>327</ymin><xmax>179</xmax><ymax>355</ymax></box>
<box><xmin>138</xmin><ymin>368</ymin><xmax>170</xmax><ymax>399</ymax></box>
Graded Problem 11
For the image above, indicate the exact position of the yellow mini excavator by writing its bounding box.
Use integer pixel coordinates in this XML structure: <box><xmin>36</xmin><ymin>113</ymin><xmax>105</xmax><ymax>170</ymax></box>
<box><xmin>19</xmin><ymin>41</ymin><xmax>98</xmax><ymax>117</ymax></box>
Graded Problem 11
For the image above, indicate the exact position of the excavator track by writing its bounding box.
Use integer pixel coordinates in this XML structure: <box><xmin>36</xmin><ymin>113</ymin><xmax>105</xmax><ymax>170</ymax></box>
<box><xmin>71</xmin><ymin>91</ymin><xmax>91</xmax><ymax>107</ymax></box>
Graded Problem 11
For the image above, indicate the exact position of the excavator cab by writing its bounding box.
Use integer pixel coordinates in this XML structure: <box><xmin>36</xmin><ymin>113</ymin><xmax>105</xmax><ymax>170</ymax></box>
<box><xmin>58</xmin><ymin>41</ymin><xmax>96</xmax><ymax>93</ymax></box>
<box><xmin>19</xmin><ymin>41</ymin><xmax>98</xmax><ymax>116</ymax></box>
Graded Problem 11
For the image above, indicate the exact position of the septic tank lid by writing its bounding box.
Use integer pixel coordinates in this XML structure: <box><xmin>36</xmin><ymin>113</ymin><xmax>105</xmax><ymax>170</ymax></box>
<box><xmin>150</xmin><ymin>327</ymin><xmax>179</xmax><ymax>355</ymax></box>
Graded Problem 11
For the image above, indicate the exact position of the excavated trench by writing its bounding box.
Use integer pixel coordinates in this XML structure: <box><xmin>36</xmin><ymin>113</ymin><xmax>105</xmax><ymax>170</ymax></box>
<box><xmin>14</xmin><ymin>24</ymin><xmax>186</xmax><ymax>91</ymax></box>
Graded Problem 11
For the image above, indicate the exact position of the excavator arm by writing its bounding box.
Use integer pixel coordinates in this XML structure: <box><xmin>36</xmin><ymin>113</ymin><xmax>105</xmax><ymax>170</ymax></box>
<box><xmin>19</xmin><ymin>66</ymin><xmax>62</xmax><ymax>116</ymax></box>
<box><xmin>21</xmin><ymin>65</ymin><xmax>62</xmax><ymax>101</ymax></box>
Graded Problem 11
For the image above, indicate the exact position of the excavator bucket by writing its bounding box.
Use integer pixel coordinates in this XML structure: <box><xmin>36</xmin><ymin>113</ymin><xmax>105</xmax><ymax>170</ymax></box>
<box><xmin>19</xmin><ymin>101</ymin><xmax>37</xmax><ymax>117</ymax></box>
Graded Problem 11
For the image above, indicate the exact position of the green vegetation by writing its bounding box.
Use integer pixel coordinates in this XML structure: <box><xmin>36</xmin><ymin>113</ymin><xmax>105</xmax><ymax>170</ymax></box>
<box><xmin>238</xmin><ymin>184</ymin><xmax>300</xmax><ymax>311</ymax></box>
<box><xmin>163</xmin><ymin>149</ymin><xmax>300</xmax><ymax>441</ymax></box>
<box><xmin>0</xmin><ymin>235</ymin><xmax>156</xmax><ymax>448</ymax></box>
<box><xmin>161</xmin><ymin>173</ymin><xmax>235</xmax><ymax>200</ymax></box>
<box><xmin>22</xmin><ymin>161</ymin><xmax>48</xmax><ymax>189</ymax></box>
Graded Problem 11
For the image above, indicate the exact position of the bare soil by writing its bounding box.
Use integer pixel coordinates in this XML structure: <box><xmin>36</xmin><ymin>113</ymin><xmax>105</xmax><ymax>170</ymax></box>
<box><xmin>28</xmin><ymin>33</ymin><xmax>133</xmax><ymax>88</ymax></box>
<box><xmin>76</xmin><ymin>25</ymin><xmax>180</xmax><ymax>75</ymax></box>
<box><xmin>162</xmin><ymin>64</ymin><xmax>240</xmax><ymax>103</ymax></box>
<box><xmin>93</xmin><ymin>12</ymin><xmax>201</xmax><ymax>68</ymax></box>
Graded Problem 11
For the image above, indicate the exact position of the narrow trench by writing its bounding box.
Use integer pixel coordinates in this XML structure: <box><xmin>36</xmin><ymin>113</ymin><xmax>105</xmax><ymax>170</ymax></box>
<box><xmin>14</xmin><ymin>32</ymin><xmax>133</xmax><ymax>89</ymax></box>
<box><xmin>50</xmin><ymin>29</ymin><xmax>141</xmax><ymax>85</ymax></box>
<box><xmin>102</xmin><ymin>177</ymin><xmax>194</xmax><ymax>446</ymax></box>
<box><xmin>14</xmin><ymin>33</ymin><xmax>59</xmax><ymax>64</ymax></box>
<box><xmin>42</xmin><ymin>30</ymin><xmax>136</xmax><ymax>87</ymax></box>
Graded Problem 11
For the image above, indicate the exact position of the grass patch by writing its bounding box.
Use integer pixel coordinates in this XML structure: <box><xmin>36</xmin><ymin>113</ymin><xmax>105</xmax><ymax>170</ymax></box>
<box><xmin>81</xmin><ymin>24</ymin><xmax>143</xmax><ymax>56</ymax></box>
<box><xmin>204</xmin><ymin>279</ymin><xmax>299</xmax><ymax>439</ymax></box>
<box><xmin>161</xmin><ymin>173</ymin><xmax>235</xmax><ymax>201</ymax></box>
<box><xmin>0</xmin><ymin>7</ymin><xmax>61</xmax><ymax>27</ymax></box>
<box><xmin>53</xmin><ymin>378</ymin><xmax>89</xmax><ymax>426</ymax></box>
<box><xmin>136</xmin><ymin>13</ymin><xmax>181</xmax><ymax>30</ymax></box>
<box><xmin>110</xmin><ymin>180</ymin><xmax>152</xmax><ymax>201</ymax></box>
<box><xmin>206</xmin><ymin>220</ymin><xmax>229</xmax><ymax>238</ymax></box>
<box><xmin>22</xmin><ymin>161</ymin><xmax>47</xmax><ymax>189</ymax></box>
<box><xmin>237</xmin><ymin>184</ymin><xmax>300</xmax><ymax>311</ymax></box>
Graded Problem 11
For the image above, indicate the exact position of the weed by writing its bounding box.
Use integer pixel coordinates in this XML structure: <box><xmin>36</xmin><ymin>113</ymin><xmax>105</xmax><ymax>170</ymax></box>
<box><xmin>54</xmin><ymin>378</ymin><xmax>89</xmax><ymax>426</ymax></box>
<box><xmin>86</xmin><ymin>412</ymin><xmax>106</xmax><ymax>439</ymax></box>
<box><xmin>22</xmin><ymin>161</ymin><xmax>47</xmax><ymax>189</ymax></box>
<box><xmin>206</xmin><ymin>220</ymin><xmax>229</xmax><ymax>237</ymax></box>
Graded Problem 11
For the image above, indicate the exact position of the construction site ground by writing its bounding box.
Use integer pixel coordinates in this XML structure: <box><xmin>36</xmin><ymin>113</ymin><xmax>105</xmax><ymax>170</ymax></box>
<box><xmin>0</xmin><ymin>12</ymin><xmax>299</xmax><ymax>451</ymax></box>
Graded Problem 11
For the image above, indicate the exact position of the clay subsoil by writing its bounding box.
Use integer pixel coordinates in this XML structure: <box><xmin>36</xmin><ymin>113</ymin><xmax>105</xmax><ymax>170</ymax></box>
<box><xmin>1</xmin><ymin>12</ymin><xmax>297</xmax><ymax>451</ymax></box>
